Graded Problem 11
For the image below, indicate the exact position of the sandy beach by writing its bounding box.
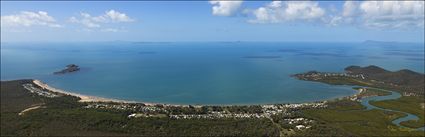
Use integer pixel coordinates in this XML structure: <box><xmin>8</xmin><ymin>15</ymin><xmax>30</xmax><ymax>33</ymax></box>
<box><xmin>33</xmin><ymin>80</ymin><xmax>139</xmax><ymax>103</ymax></box>
<box><xmin>31</xmin><ymin>79</ymin><xmax>335</xmax><ymax>107</ymax></box>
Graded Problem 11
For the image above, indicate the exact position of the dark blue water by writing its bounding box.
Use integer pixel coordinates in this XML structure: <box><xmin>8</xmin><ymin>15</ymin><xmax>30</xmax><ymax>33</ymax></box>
<box><xmin>1</xmin><ymin>42</ymin><xmax>424</xmax><ymax>105</ymax></box>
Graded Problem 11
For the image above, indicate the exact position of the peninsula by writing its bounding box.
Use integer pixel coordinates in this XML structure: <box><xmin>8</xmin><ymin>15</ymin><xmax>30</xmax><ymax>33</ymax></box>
<box><xmin>292</xmin><ymin>65</ymin><xmax>425</xmax><ymax>96</ymax></box>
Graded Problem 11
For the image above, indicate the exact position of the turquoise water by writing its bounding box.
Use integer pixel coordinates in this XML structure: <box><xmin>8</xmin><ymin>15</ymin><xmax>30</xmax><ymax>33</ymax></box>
<box><xmin>361</xmin><ymin>89</ymin><xmax>424</xmax><ymax>131</ymax></box>
<box><xmin>1</xmin><ymin>42</ymin><xmax>424</xmax><ymax>105</ymax></box>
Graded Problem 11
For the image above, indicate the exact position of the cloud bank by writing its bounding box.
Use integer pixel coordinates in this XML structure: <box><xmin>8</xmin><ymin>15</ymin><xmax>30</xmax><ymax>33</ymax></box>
<box><xmin>249</xmin><ymin>1</ymin><xmax>326</xmax><ymax>23</ymax></box>
<box><xmin>358</xmin><ymin>1</ymin><xmax>424</xmax><ymax>29</ymax></box>
<box><xmin>1</xmin><ymin>11</ymin><xmax>61</xmax><ymax>28</ymax></box>
<box><xmin>242</xmin><ymin>1</ymin><xmax>425</xmax><ymax>29</ymax></box>
<box><xmin>1</xmin><ymin>10</ymin><xmax>134</xmax><ymax>33</ymax></box>
<box><xmin>69</xmin><ymin>10</ymin><xmax>134</xmax><ymax>28</ymax></box>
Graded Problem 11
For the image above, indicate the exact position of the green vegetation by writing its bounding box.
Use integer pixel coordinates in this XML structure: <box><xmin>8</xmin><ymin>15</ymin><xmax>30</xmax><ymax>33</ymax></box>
<box><xmin>317</xmin><ymin>77</ymin><xmax>373</xmax><ymax>86</ymax></box>
<box><xmin>2</xmin><ymin>77</ymin><xmax>424</xmax><ymax>136</ymax></box>
<box><xmin>321</xmin><ymin>87</ymin><xmax>391</xmax><ymax>111</ymax></box>
<box><xmin>292</xmin><ymin>66</ymin><xmax>425</xmax><ymax>136</ymax></box>
<box><xmin>18</xmin><ymin>108</ymin><xmax>279</xmax><ymax>136</ymax></box>
<box><xmin>165</xmin><ymin>105</ymin><xmax>263</xmax><ymax>115</ymax></box>
<box><xmin>357</xmin><ymin>87</ymin><xmax>392</xmax><ymax>97</ymax></box>
<box><xmin>326</xmin><ymin>98</ymin><xmax>365</xmax><ymax>110</ymax></box>
<box><xmin>345</xmin><ymin>65</ymin><xmax>425</xmax><ymax>95</ymax></box>
<box><xmin>300</xmin><ymin>99</ymin><xmax>424</xmax><ymax>136</ymax></box>
<box><xmin>371</xmin><ymin>96</ymin><xmax>425</xmax><ymax>129</ymax></box>
<box><xmin>1</xmin><ymin>80</ymin><xmax>280</xmax><ymax>136</ymax></box>
<box><xmin>294</xmin><ymin>65</ymin><xmax>425</xmax><ymax>95</ymax></box>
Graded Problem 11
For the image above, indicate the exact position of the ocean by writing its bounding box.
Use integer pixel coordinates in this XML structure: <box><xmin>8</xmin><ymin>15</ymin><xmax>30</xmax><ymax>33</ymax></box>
<box><xmin>1</xmin><ymin>42</ymin><xmax>424</xmax><ymax>105</ymax></box>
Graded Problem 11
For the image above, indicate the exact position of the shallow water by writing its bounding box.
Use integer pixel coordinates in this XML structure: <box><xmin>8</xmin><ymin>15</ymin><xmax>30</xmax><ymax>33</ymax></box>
<box><xmin>1</xmin><ymin>42</ymin><xmax>424</xmax><ymax>105</ymax></box>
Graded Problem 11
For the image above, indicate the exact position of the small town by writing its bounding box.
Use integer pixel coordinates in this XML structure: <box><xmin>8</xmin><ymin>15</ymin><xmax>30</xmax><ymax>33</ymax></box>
<box><xmin>23</xmin><ymin>83</ymin><xmax>59</xmax><ymax>98</ymax></box>
<box><xmin>293</xmin><ymin>71</ymin><xmax>366</xmax><ymax>81</ymax></box>
<box><xmin>82</xmin><ymin>99</ymin><xmax>327</xmax><ymax>119</ymax></box>
<box><xmin>88</xmin><ymin>101</ymin><xmax>322</xmax><ymax>130</ymax></box>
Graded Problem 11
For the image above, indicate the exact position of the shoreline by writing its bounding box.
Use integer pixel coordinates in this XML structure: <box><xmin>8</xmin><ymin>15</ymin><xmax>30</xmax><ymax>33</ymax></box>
<box><xmin>33</xmin><ymin>79</ymin><xmax>155</xmax><ymax>105</ymax></box>
<box><xmin>30</xmin><ymin>79</ymin><xmax>360</xmax><ymax>107</ymax></box>
<box><xmin>32</xmin><ymin>79</ymin><xmax>218</xmax><ymax>107</ymax></box>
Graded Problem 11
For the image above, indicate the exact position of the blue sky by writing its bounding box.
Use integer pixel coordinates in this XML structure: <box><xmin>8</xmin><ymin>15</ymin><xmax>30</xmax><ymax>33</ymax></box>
<box><xmin>1</xmin><ymin>1</ymin><xmax>424</xmax><ymax>42</ymax></box>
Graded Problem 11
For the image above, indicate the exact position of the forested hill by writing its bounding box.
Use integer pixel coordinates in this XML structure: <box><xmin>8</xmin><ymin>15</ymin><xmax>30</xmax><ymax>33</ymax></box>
<box><xmin>345</xmin><ymin>65</ymin><xmax>424</xmax><ymax>94</ymax></box>
<box><xmin>294</xmin><ymin>65</ymin><xmax>424</xmax><ymax>95</ymax></box>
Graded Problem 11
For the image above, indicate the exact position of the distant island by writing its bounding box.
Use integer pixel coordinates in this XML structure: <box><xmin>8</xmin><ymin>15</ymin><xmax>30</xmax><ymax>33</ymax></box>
<box><xmin>243</xmin><ymin>55</ymin><xmax>281</xmax><ymax>59</ymax></box>
<box><xmin>362</xmin><ymin>40</ymin><xmax>419</xmax><ymax>45</ymax></box>
<box><xmin>53</xmin><ymin>64</ymin><xmax>80</xmax><ymax>74</ymax></box>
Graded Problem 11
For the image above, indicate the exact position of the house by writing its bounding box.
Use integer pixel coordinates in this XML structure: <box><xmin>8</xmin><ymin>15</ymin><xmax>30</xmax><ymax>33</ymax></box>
<box><xmin>296</xmin><ymin>125</ymin><xmax>306</xmax><ymax>130</ymax></box>
<box><xmin>128</xmin><ymin>113</ymin><xmax>137</xmax><ymax>118</ymax></box>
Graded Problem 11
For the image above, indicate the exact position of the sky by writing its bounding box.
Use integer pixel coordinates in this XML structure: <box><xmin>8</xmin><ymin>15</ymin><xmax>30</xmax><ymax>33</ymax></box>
<box><xmin>1</xmin><ymin>1</ymin><xmax>424</xmax><ymax>43</ymax></box>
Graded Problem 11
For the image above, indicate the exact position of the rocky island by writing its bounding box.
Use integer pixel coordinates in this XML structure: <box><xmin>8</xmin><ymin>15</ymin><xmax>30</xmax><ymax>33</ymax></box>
<box><xmin>53</xmin><ymin>64</ymin><xmax>80</xmax><ymax>74</ymax></box>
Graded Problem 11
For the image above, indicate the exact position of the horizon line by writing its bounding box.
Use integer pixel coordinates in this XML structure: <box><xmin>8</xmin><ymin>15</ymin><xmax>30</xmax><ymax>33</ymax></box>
<box><xmin>1</xmin><ymin>40</ymin><xmax>424</xmax><ymax>44</ymax></box>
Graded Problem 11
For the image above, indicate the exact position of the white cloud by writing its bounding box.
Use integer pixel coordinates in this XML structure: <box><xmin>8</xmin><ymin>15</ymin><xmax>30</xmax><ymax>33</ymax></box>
<box><xmin>342</xmin><ymin>1</ymin><xmax>359</xmax><ymax>17</ymax></box>
<box><xmin>359</xmin><ymin>1</ymin><xmax>424</xmax><ymax>29</ymax></box>
<box><xmin>245</xmin><ymin>1</ymin><xmax>424</xmax><ymax>30</ymax></box>
<box><xmin>326</xmin><ymin>1</ymin><xmax>359</xmax><ymax>26</ymax></box>
<box><xmin>249</xmin><ymin>1</ymin><xmax>326</xmax><ymax>23</ymax></box>
<box><xmin>1</xmin><ymin>11</ymin><xmax>61</xmax><ymax>28</ymax></box>
<box><xmin>69</xmin><ymin>10</ymin><xmax>134</xmax><ymax>28</ymax></box>
<box><xmin>69</xmin><ymin>16</ymin><xmax>100</xmax><ymax>28</ymax></box>
<box><xmin>210</xmin><ymin>1</ymin><xmax>243</xmax><ymax>16</ymax></box>
<box><xmin>332</xmin><ymin>1</ymin><xmax>424</xmax><ymax>29</ymax></box>
<box><xmin>104</xmin><ymin>10</ymin><xmax>134</xmax><ymax>22</ymax></box>
<box><xmin>101</xmin><ymin>28</ymin><xmax>123</xmax><ymax>32</ymax></box>
<box><xmin>101</xmin><ymin>28</ymin><xmax>118</xmax><ymax>32</ymax></box>
<box><xmin>328</xmin><ymin>15</ymin><xmax>343</xmax><ymax>26</ymax></box>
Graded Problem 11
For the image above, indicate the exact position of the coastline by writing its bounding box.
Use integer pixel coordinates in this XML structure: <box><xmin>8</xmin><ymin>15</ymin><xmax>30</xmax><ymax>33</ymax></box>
<box><xmin>32</xmin><ymin>79</ymin><xmax>207</xmax><ymax>107</ymax></box>
<box><xmin>30</xmin><ymin>79</ymin><xmax>341</xmax><ymax>107</ymax></box>
<box><xmin>9</xmin><ymin>79</ymin><xmax>425</xmax><ymax>130</ymax></box>
<box><xmin>33</xmin><ymin>79</ymin><xmax>144</xmax><ymax>104</ymax></box>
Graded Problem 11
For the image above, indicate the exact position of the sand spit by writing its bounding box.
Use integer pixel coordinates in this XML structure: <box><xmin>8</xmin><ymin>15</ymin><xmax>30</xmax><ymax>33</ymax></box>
<box><xmin>33</xmin><ymin>80</ymin><xmax>139</xmax><ymax>103</ymax></box>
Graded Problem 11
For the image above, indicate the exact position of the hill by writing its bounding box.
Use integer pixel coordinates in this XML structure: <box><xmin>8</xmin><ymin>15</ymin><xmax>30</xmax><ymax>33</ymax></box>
<box><xmin>345</xmin><ymin>65</ymin><xmax>424</xmax><ymax>94</ymax></box>
<box><xmin>294</xmin><ymin>65</ymin><xmax>424</xmax><ymax>95</ymax></box>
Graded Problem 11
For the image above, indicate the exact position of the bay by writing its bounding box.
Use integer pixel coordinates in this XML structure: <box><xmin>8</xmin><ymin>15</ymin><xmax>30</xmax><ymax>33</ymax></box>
<box><xmin>1</xmin><ymin>42</ymin><xmax>423</xmax><ymax>105</ymax></box>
